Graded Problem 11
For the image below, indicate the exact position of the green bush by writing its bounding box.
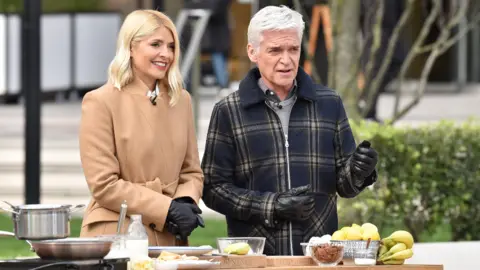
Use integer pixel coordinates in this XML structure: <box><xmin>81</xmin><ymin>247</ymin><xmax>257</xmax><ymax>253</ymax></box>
<box><xmin>338</xmin><ymin>119</ymin><xmax>480</xmax><ymax>242</ymax></box>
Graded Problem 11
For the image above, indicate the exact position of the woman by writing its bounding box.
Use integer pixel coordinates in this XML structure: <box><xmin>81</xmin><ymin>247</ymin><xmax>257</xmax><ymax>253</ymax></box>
<box><xmin>79</xmin><ymin>9</ymin><xmax>204</xmax><ymax>246</ymax></box>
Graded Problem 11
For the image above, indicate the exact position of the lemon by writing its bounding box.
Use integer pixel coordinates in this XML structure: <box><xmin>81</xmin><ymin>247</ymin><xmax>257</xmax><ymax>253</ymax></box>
<box><xmin>346</xmin><ymin>227</ymin><xmax>363</xmax><ymax>240</ymax></box>
<box><xmin>331</xmin><ymin>230</ymin><xmax>347</xmax><ymax>240</ymax></box>
<box><xmin>362</xmin><ymin>229</ymin><xmax>381</xmax><ymax>241</ymax></box>
<box><xmin>361</xmin><ymin>222</ymin><xmax>378</xmax><ymax>233</ymax></box>
<box><xmin>351</xmin><ymin>223</ymin><xmax>361</xmax><ymax>229</ymax></box>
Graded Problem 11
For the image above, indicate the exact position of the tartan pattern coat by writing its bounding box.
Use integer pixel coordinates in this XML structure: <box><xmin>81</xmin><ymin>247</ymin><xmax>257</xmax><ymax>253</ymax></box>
<box><xmin>201</xmin><ymin>67</ymin><xmax>377</xmax><ymax>255</ymax></box>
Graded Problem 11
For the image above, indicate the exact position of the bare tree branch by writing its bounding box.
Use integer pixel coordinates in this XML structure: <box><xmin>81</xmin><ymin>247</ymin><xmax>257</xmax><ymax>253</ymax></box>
<box><xmin>415</xmin><ymin>1</ymin><xmax>478</xmax><ymax>53</ymax></box>
<box><xmin>328</xmin><ymin>0</ymin><xmax>343</xmax><ymax>89</ymax></box>
<box><xmin>361</xmin><ymin>0</ymin><xmax>414</xmax><ymax>115</ymax></box>
<box><xmin>363</xmin><ymin>0</ymin><xmax>384</xmax><ymax>89</ymax></box>
<box><xmin>391</xmin><ymin>0</ymin><xmax>472</xmax><ymax>123</ymax></box>
<box><xmin>393</xmin><ymin>0</ymin><xmax>442</xmax><ymax>116</ymax></box>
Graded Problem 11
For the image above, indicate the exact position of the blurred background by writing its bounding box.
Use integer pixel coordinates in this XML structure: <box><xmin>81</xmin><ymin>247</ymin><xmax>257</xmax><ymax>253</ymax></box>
<box><xmin>0</xmin><ymin>0</ymin><xmax>479</xmax><ymax>268</ymax></box>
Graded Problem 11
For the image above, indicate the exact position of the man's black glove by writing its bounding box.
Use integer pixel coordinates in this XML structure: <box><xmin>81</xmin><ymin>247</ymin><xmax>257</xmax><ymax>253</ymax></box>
<box><xmin>165</xmin><ymin>200</ymin><xmax>203</xmax><ymax>241</ymax></box>
<box><xmin>351</xmin><ymin>140</ymin><xmax>378</xmax><ymax>179</ymax></box>
<box><xmin>273</xmin><ymin>185</ymin><xmax>315</xmax><ymax>222</ymax></box>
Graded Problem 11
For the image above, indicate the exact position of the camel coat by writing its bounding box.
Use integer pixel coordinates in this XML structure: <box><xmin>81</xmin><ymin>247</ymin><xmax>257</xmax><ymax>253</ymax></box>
<box><xmin>78</xmin><ymin>79</ymin><xmax>204</xmax><ymax>246</ymax></box>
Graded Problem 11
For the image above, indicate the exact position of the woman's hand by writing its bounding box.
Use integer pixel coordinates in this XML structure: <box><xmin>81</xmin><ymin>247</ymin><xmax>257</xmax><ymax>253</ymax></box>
<box><xmin>166</xmin><ymin>200</ymin><xmax>203</xmax><ymax>241</ymax></box>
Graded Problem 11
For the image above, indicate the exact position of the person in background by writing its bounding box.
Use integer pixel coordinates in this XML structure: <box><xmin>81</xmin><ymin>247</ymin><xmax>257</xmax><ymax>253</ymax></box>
<box><xmin>201</xmin><ymin>5</ymin><xmax>378</xmax><ymax>255</ymax></box>
<box><xmin>79</xmin><ymin>10</ymin><xmax>204</xmax><ymax>246</ymax></box>
<box><xmin>185</xmin><ymin>0</ymin><xmax>233</xmax><ymax>99</ymax></box>
<box><xmin>302</xmin><ymin>0</ymin><xmax>332</xmax><ymax>86</ymax></box>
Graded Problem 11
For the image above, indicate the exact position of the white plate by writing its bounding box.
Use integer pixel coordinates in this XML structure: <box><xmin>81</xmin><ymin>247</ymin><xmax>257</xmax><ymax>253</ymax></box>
<box><xmin>149</xmin><ymin>246</ymin><xmax>214</xmax><ymax>257</ymax></box>
<box><xmin>155</xmin><ymin>260</ymin><xmax>220</xmax><ymax>270</ymax></box>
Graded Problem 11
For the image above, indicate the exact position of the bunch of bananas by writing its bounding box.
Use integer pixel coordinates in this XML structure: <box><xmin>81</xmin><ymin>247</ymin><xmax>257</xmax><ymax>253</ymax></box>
<box><xmin>377</xmin><ymin>230</ymin><xmax>414</xmax><ymax>265</ymax></box>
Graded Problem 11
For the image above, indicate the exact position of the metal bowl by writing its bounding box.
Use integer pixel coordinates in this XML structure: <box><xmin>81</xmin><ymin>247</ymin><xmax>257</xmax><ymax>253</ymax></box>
<box><xmin>329</xmin><ymin>240</ymin><xmax>380</xmax><ymax>259</ymax></box>
<box><xmin>29</xmin><ymin>237</ymin><xmax>113</xmax><ymax>260</ymax></box>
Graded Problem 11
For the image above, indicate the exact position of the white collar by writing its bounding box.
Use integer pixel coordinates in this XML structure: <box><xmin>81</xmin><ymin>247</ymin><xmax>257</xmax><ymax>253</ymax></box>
<box><xmin>146</xmin><ymin>83</ymin><xmax>160</xmax><ymax>97</ymax></box>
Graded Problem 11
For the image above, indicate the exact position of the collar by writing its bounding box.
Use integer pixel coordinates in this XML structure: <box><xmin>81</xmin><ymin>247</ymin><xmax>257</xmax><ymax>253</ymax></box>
<box><xmin>238</xmin><ymin>66</ymin><xmax>317</xmax><ymax>108</ymax></box>
<box><xmin>123</xmin><ymin>78</ymin><xmax>166</xmax><ymax>97</ymax></box>
<box><xmin>258</xmin><ymin>78</ymin><xmax>297</xmax><ymax>103</ymax></box>
<box><xmin>147</xmin><ymin>83</ymin><xmax>160</xmax><ymax>98</ymax></box>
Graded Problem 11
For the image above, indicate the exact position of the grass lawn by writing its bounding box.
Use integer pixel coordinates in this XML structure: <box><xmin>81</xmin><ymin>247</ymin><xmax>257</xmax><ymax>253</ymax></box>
<box><xmin>0</xmin><ymin>214</ymin><xmax>227</xmax><ymax>259</ymax></box>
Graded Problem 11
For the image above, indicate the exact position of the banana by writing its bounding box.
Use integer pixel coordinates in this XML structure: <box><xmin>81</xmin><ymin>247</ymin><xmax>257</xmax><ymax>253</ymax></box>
<box><xmin>377</xmin><ymin>245</ymin><xmax>389</xmax><ymax>258</ymax></box>
<box><xmin>383</xmin><ymin>249</ymin><xmax>414</xmax><ymax>261</ymax></box>
<box><xmin>384</xmin><ymin>230</ymin><xmax>414</xmax><ymax>249</ymax></box>
<box><xmin>383</xmin><ymin>259</ymin><xmax>405</xmax><ymax>265</ymax></box>
<box><xmin>379</xmin><ymin>243</ymin><xmax>407</xmax><ymax>261</ymax></box>
<box><xmin>224</xmin><ymin>243</ymin><xmax>251</xmax><ymax>255</ymax></box>
<box><xmin>382</xmin><ymin>238</ymin><xmax>396</xmax><ymax>249</ymax></box>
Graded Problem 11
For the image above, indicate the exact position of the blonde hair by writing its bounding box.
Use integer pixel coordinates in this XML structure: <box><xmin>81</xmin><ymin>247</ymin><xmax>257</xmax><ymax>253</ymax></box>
<box><xmin>108</xmin><ymin>9</ymin><xmax>183</xmax><ymax>106</ymax></box>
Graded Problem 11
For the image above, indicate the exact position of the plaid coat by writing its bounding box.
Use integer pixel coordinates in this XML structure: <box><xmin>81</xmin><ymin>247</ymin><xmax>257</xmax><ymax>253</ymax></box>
<box><xmin>201</xmin><ymin>67</ymin><xmax>377</xmax><ymax>255</ymax></box>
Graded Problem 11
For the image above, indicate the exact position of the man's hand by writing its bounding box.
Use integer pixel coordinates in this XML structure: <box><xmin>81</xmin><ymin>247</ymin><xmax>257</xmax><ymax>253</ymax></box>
<box><xmin>274</xmin><ymin>185</ymin><xmax>315</xmax><ymax>222</ymax></box>
<box><xmin>351</xmin><ymin>140</ymin><xmax>378</xmax><ymax>179</ymax></box>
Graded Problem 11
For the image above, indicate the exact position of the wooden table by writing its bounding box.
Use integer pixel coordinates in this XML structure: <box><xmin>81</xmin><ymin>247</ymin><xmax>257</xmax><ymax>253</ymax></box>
<box><xmin>198</xmin><ymin>255</ymin><xmax>443</xmax><ymax>270</ymax></box>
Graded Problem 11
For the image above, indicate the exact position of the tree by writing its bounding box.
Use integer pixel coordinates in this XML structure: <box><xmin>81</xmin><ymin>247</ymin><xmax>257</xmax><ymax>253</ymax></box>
<box><xmin>295</xmin><ymin>0</ymin><xmax>480</xmax><ymax>124</ymax></box>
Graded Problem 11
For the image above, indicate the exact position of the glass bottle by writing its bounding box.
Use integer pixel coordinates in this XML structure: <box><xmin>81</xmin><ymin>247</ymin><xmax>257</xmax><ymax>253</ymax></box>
<box><xmin>125</xmin><ymin>214</ymin><xmax>149</xmax><ymax>259</ymax></box>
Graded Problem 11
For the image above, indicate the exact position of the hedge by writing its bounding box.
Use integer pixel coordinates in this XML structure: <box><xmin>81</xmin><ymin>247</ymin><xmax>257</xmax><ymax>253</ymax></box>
<box><xmin>337</xmin><ymin>119</ymin><xmax>480</xmax><ymax>242</ymax></box>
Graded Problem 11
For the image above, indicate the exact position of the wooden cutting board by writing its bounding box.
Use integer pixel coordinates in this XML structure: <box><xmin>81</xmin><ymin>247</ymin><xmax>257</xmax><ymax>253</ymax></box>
<box><xmin>199</xmin><ymin>254</ymin><xmax>267</xmax><ymax>269</ymax></box>
<box><xmin>266</xmin><ymin>256</ymin><xmax>315</xmax><ymax>267</ymax></box>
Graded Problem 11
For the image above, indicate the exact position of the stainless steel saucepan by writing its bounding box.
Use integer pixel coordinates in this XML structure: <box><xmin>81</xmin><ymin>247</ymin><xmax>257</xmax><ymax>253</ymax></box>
<box><xmin>0</xmin><ymin>201</ymin><xmax>84</xmax><ymax>240</ymax></box>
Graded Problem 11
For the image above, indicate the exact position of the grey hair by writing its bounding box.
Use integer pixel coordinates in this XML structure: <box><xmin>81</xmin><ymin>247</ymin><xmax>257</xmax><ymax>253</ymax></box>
<box><xmin>247</xmin><ymin>5</ymin><xmax>305</xmax><ymax>48</ymax></box>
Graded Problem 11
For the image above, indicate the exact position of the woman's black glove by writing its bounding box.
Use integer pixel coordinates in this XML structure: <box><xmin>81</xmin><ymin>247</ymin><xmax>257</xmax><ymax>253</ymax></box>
<box><xmin>165</xmin><ymin>197</ymin><xmax>205</xmax><ymax>241</ymax></box>
<box><xmin>166</xmin><ymin>200</ymin><xmax>202</xmax><ymax>241</ymax></box>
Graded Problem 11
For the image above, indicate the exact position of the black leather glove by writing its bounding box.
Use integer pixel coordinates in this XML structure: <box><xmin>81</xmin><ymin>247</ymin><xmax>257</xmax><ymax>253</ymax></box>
<box><xmin>273</xmin><ymin>185</ymin><xmax>315</xmax><ymax>222</ymax></box>
<box><xmin>173</xmin><ymin>197</ymin><xmax>205</xmax><ymax>228</ymax></box>
<box><xmin>166</xmin><ymin>200</ymin><xmax>202</xmax><ymax>241</ymax></box>
<box><xmin>351</xmin><ymin>140</ymin><xmax>378</xmax><ymax>179</ymax></box>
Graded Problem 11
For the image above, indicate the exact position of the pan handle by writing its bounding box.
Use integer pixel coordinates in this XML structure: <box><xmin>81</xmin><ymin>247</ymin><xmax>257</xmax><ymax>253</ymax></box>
<box><xmin>69</xmin><ymin>204</ymin><xmax>85</xmax><ymax>213</ymax></box>
<box><xmin>25</xmin><ymin>240</ymin><xmax>35</xmax><ymax>252</ymax></box>
<box><xmin>0</xmin><ymin>230</ymin><xmax>15</xmax><ymax>238</ymax></box>
<box><xmin>0</xmin><ymin>230</ymin><xmax>35</xmax><ymax>252</ymax></box>
<box><xmin>0</xmin><ymin>204</ymin><xmax>19</xmax><ymax>215</ymax></box>
<box><xmin>2</xmin><ymin>200</ymin><xmax>17</xmax><ymax>210</ymax></box>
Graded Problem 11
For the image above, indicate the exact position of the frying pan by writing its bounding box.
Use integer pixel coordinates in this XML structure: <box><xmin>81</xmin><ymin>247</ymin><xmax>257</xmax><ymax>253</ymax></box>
<box><xmin>29</xmin><ymin>238</ymin><xmax>113</xmax><ymax>260</ymax></box>
<box><xmin>0</xmin><ymin>231</ymin><xmax>112</xmax><ymax>260</ymax></box>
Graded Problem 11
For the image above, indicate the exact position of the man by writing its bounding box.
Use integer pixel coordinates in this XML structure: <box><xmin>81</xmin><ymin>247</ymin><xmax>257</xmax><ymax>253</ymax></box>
<box><xmin>201</xmin><ymin>5</ymin><xmax>378</xmax><ymax>256</ymax></box>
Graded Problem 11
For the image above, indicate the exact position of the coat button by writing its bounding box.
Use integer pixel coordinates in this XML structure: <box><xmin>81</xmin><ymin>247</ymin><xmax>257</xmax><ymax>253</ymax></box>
<box><xmin>149</xmin><ymin>223</ymin><xmax>156</xmax><ymax>229</ymax></box>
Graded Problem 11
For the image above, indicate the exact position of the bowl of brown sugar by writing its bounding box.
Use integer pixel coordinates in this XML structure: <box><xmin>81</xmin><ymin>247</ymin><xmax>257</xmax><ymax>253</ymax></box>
<box><xmin>308</xmin><ymin>242</ymin><xmax>344</xmax><ymax>266</ymax></box>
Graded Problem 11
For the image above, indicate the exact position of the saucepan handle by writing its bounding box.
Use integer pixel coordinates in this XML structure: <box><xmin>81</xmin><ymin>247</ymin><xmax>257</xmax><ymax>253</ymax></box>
<box><xmin>0</xmin><ymin>202</ymin><xmax>19</xmax><ymax>215</ymax></box>
<box><xmin>69</xmin><ymin>204</ymin><xmax>85</xmax><ymax>213</ymax></box>
<box><xmin>2</xmin><ymin>200</ymin><xmax>17</xmax><ymax>209</ymax></box>
<box><xmin>0</xmin><ymin>230</ymin><xmax>15</xmax><ymax>238</ymax></box>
